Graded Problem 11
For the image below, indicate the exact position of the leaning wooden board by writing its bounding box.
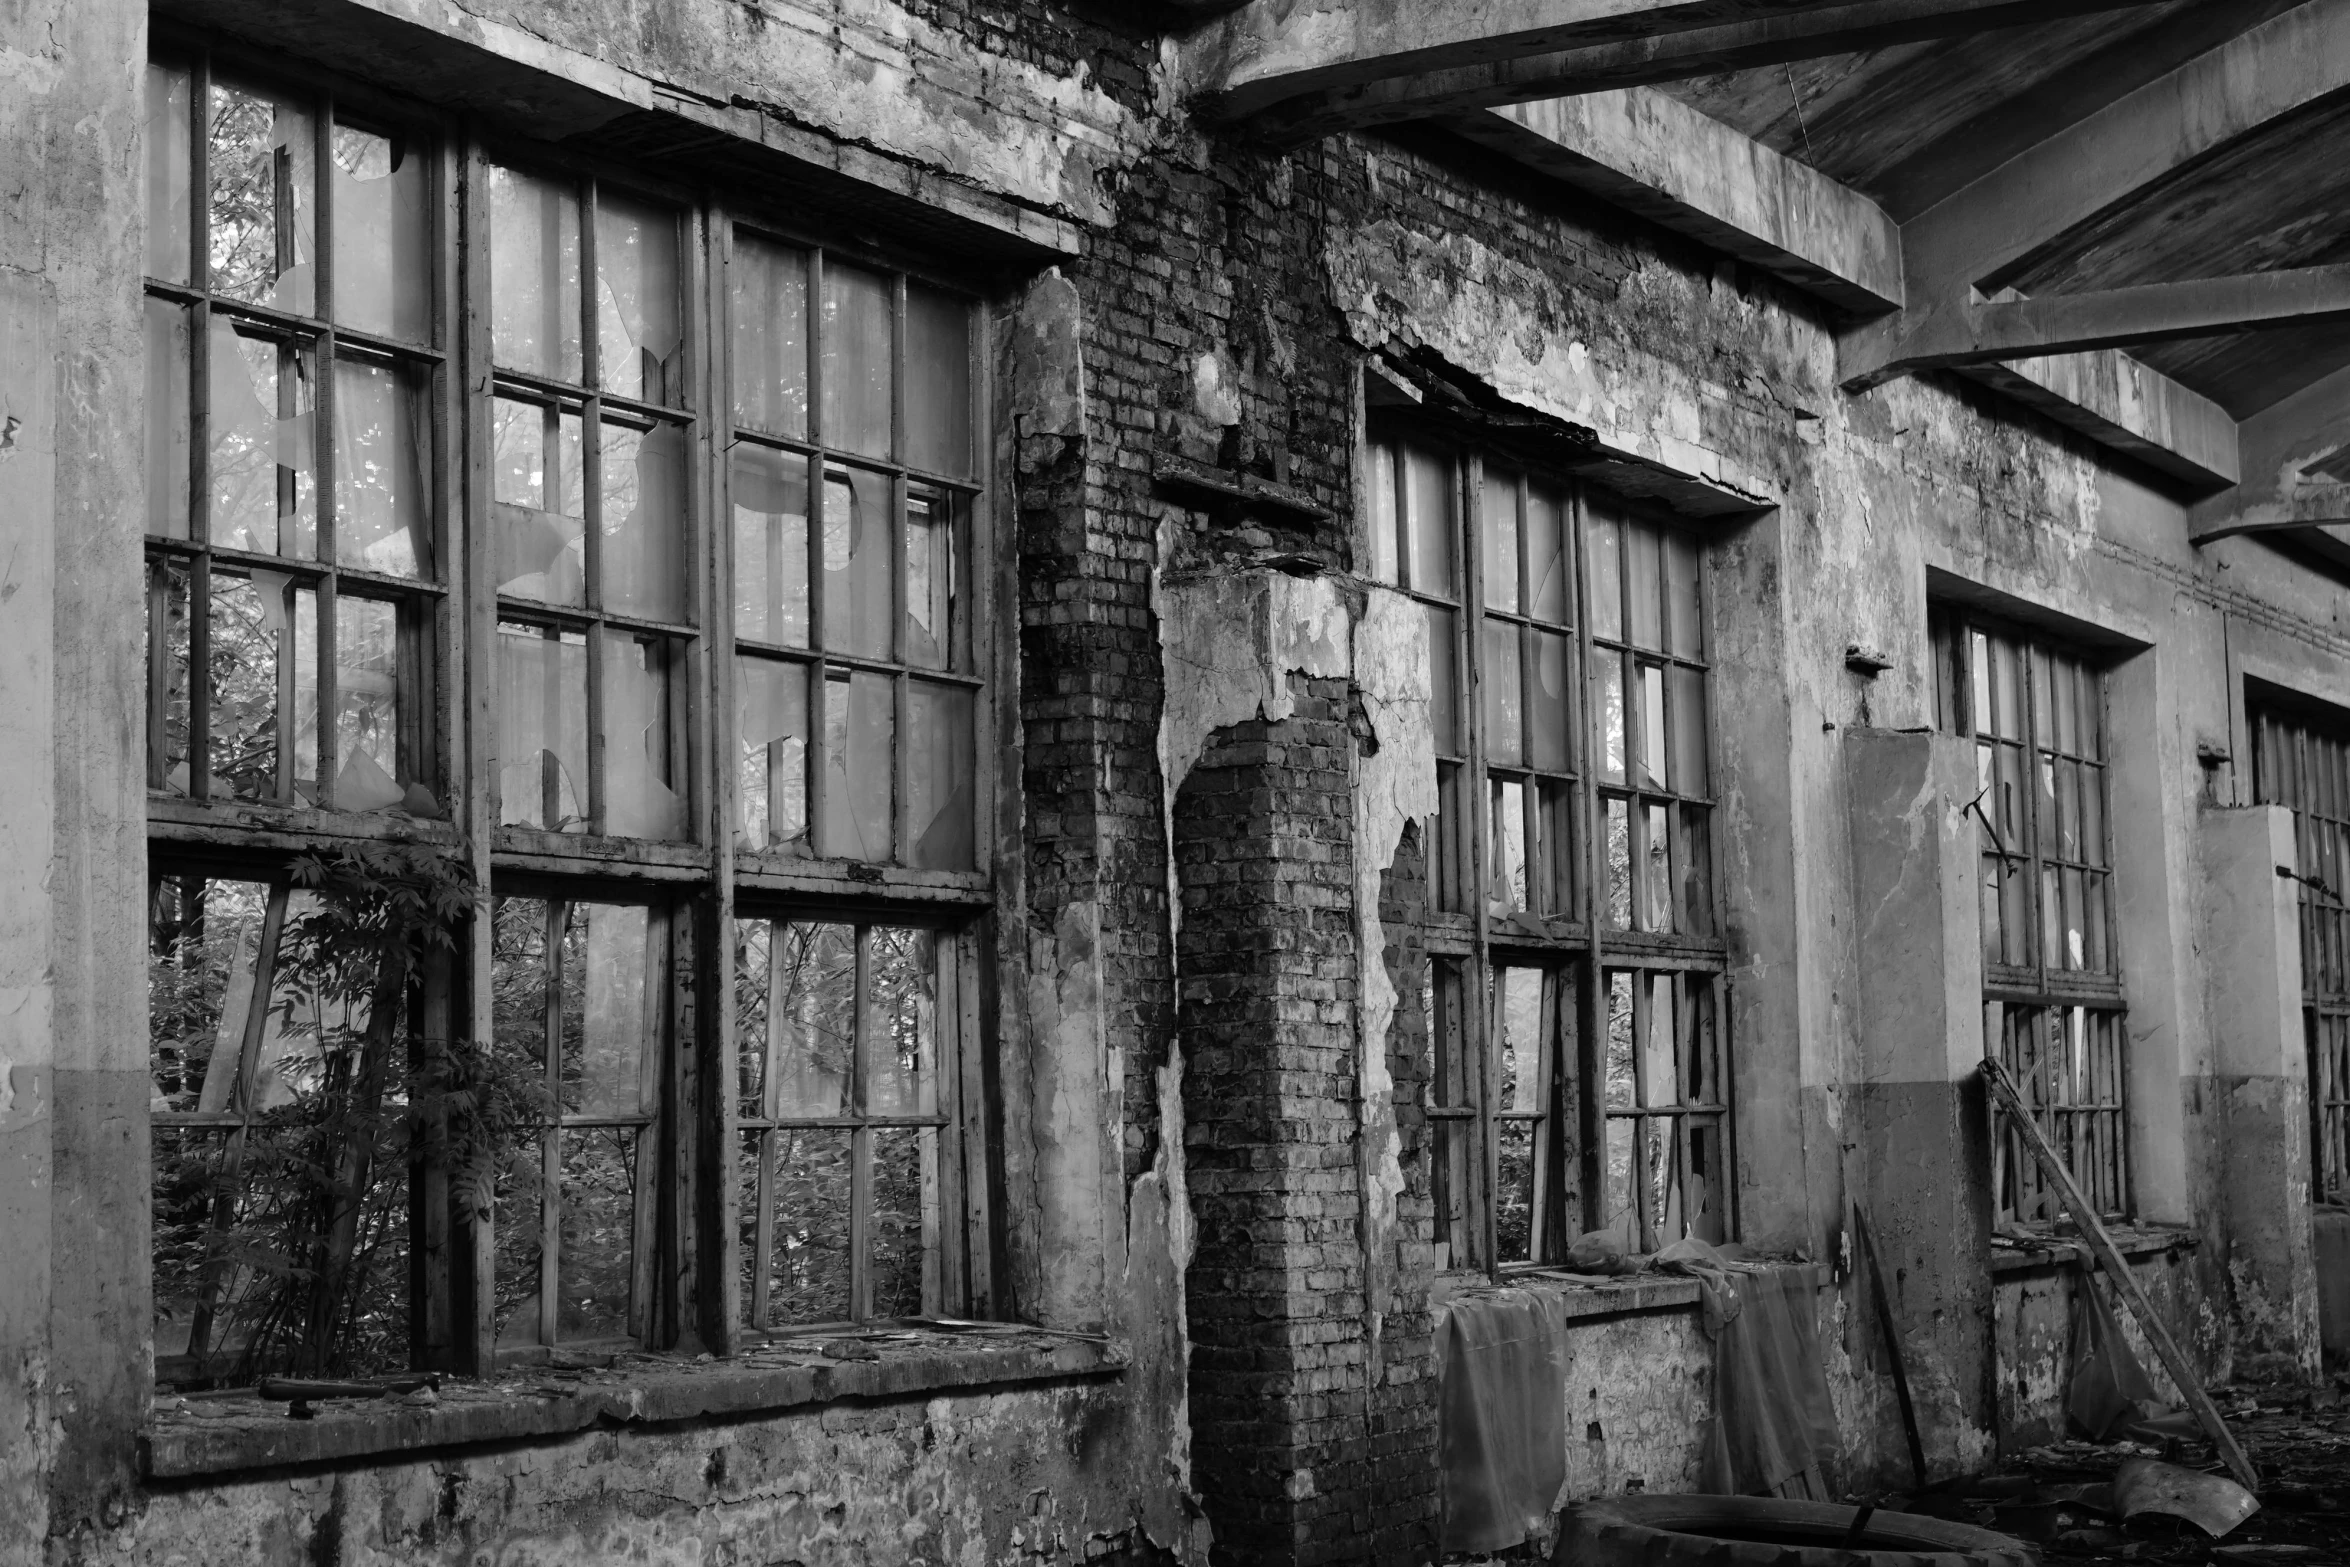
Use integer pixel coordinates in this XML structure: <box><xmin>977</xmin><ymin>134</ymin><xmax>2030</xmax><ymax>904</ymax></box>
<box><xmin>1981</xmin><ymin>1057</ymin><xmax>2260</xmax><ymax>1494</ymax></box>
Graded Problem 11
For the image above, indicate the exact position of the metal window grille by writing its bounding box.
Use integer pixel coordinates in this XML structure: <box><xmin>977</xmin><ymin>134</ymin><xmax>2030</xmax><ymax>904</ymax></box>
<box><xmin>2250</xmin><ymin>700</ymin><xmax>2350</xmax><ymax>1201</ymax></box>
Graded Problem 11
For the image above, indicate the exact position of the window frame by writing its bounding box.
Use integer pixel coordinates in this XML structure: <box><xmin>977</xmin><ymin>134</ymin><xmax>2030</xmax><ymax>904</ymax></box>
<box><xmin>1368</xmin><ymin>414</ymin><xmax>1734</xmax><ymax>1276</ymax></box>
<box><xmin>2249</xmin><ymin>690</ymin><xmax>2350</xmax><ymax>1204</ymax></box>
<box><xmin>143</xmin><ymin>27</ymin><xmax>1007</xmax><ymax>1391</ymax></box>
<box><xmin>1930</xmin><ymin>601</ymin><xmax>2131</xmax><ymax>1222</ymax></box>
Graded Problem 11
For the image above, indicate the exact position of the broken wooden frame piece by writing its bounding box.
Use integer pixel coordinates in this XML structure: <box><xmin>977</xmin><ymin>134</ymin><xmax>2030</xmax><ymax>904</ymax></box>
<box><xmin>1979</xmin><ymin>1055</ymin><xmax>2261</xmax><ymax>1495</ymax></box>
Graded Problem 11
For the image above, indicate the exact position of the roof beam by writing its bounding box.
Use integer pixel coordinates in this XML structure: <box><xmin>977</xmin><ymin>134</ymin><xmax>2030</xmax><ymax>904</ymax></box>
<box><xmin>1843</xmin><ymin>266</ymin><xmax>2350</xmax><ymax>391</ymax></box>
<box><xmin>1453</xmin><ymin>89</ymin><xmax>1903</xmax><ymax>315</ymax></box>
<box><xmin>1890</xmin><ymin>0</ymin><xmax>2350</xmax><ymax>305</ymax></box>
<box><xmin>1188</xmin><ymin>0</ymin><xmax>2177</xmax><ymax>137</ymax></box>
<box><xmin>1965</xmin><ymin>353</ymin><xmax>2238</xmax><ymax>492</ymax></box>
<box><xmin>2190</xmin><ymin>363</ymin><xmax>2350</xmax><ymax>543</ymax></box>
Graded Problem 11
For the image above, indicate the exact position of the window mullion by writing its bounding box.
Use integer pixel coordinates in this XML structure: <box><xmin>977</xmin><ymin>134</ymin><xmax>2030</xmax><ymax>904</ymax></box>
<box><xmin>1573</xmin><ymin>483</ymin><xmax>1606</xmax><ymax>1234</ymax></box>
<box><xmin>1459</xmin><ymin>448</ymin><xmax>1498</xmax><ymax>1278</ymax></box>
<box><xmin>538</xmin><ymin>899</ymin><xmax>564</xmax><ymax>1351</ymax></box>
<box><xmin>849</xmin><ymin>926</ymin><xmax>874</xmax><ymax>1320</ymax></box>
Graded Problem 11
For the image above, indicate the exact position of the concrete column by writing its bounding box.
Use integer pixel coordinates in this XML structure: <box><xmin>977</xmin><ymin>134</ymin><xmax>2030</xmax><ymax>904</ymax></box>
<box><xmin>2200</xmin><ymin>805</ymin><xmax>2321</xmax><ymax>1378</ymax></box>
<box><xmin>1845</xmin><ymin>728</ymin><xmax>1996</xmax><ymax>1481</ymax></box>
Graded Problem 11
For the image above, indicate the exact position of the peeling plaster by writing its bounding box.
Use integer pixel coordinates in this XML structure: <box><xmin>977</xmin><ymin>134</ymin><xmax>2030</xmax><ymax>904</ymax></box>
<box><xmin>1351</xmin><ymin>586</ymin><xmax>1440</xmax><ymax>1378</ymax></box>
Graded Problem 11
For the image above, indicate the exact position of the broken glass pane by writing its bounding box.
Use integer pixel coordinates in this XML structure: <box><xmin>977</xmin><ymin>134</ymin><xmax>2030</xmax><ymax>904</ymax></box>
<box><xmin>734</xmin><ymin>927</ymin><xmax>772</xmax><ymax>1119</ymax></box>
<box><xmin>495</xmin><ymin>622</ymin><xmax>588</xmax><ymax>831</ymax></box>
<box><xmin>210</xmin><ymin>571</ymin><xmax>287</xmax><ymax>801</ymax></box>
<box><xmin>489</xmin><ymin>164</ymin><xmax>582</xmax><ymax>383</ymax></box>
<box><xmin>1482</xmin><ymin>470</ymin><xmax>1518</xmax><ymax>612</ymax></box>
<box><xmin>147</xmin><ymin>63</ymin><xmax>193</xmax><ymax>283</ymax></box>
<box><xmin>334</xmin><ymin>355</ymin><xmax>428</xmax><ymax>577</ymax></box>
<box><xmin>493</xmin><ymin>395</ymin><xmax>585</xmax><ymax>605</ymax></box>
<box><xmin>1642</xmin><ymin>973</ymin><xmax>1676</xmax><ymax>1108</ymax></box>
<box><xmin>1643</xmin><ymin>803</ymin><xmax>1672</xmax><ymax>932</ymax></box>
<box><xmin>1602</xmin><ymin>1116</ymin><xmax>1636</xmax><ymax>1246</ymax></box>
<box><xmin>1604</xmin><ymin>971</ymin><xmax>1634</xmax><ymax>1108</ymax></box>
<box><xmin>1427</xmin><ymin>606</ymin><xmax>1459</xmax><ymax>755</ymax></box>
<box><xmin>865</xmin><ymin>927</ymin><xmax>936</xmax><ymax>1117</ymax></box>
<box><xmin>820</xmin><ymin>670</ymin><xmax>894</xmax><ymax>863</ymax></box>
<box><xmin>557</xmin><ymin>1127</ymin><xmax>638</xmax><ymax>1341</ymax></box>
<box><xmin>330</xmin><ymin>124</ymin><xmax>430</xmax><ymax>343</ymax></box>
<box><xmin>821</xmin><ymin>468</ymin><xmax>892</xmax><ymax>659</ymax></box>
<box><xmin>209</xmin><ymin>81</ymin><xmax>314</xmax><ymax>313</ymax></box>
<box><xmin>603</xmin><ymin>630</ymin><xmax>687</xmax><ymax>840</ymax></box>
<box><xmin>150</xmin><ymin>562</ymin><xmax>193</xmax><ymax>792</ymax></box>
<box><xmin>768</xmin><ymin>1128</ymin><xmax>852</xmax><ymax>1325</ymax></box>
<box><xmin>334</xmin><ymin>597</ymin><xmax>404</xmax><ymax>812</ymax></box>
<box><xmin>907</xmin><ymin>680</ymin><xmax>974</xmax><ymax>871</ymax></box>
<box><xmin>146</xmin><ymin>299</ymin><xmax>191</xmax><ymax>538</ymax></box>
<box><xmin>292</xmin><ymin>588</ymin><xmax>320</xmax><ymax>797</ymax></box>
<box><xmin>1495</xmin><ymin>967</ymin><xmax>1542</xmax><ymax>1113</ymax></box>
<box><xmin>906</xmin><ymin>284</ymin><xmax>971</xmax><ymax>479</ymax></box>
<box><xmin>766</xmin><ymin>921</ymin><xmax>852</xmax><ymax>1119</ymax></box>
<box><xmin>599</xmin><ymin>417</ymin><xmax>687</xmax><ymax>623</ymax></box>
<box><xmin>870</xmin><ymin>1126</ymin><xmax>937</xmax><ymax>1318</ymax></box>
<box><xmin>822</xmin><ymin>262</ymin><xmax>893</xmax><ymax>461</ymax></box>
<box><xmin>1530</xmin><ymin>629</ymin><xmax>1569</xmax><ymax>773</ymax></box>
<box><xmin>1483</xmin><ymin>620</ymin><xmax>1522</xmax><ymax>766</ymax></box>
<box><xmin>209</xmin><ymin>318</ymin><xmax>315</xmax><ymax>558</ymax></box>
<box><xmin>1494</xmin><ymin>1120</ymin><xmax>1533</xmax><ymax>1263</ymax></box>
<box><xmin>1489</xmin><ymin>777</ymin><xmax>1526</xmax><ymax>913</ymax></box>
<box><xmin>1646</xmin><ymin>1118</ymin><xmax>1681</xmax><ymax>1243</ymax></box>
<box><xmin>731</xmin><ymin>234</ymin><xmax>808</xmax><ymax>439</ymax></box>
<box><xmin>904</xmin><ymin>492</ymin><xmax>964</xmax><ymax>672</ymax></box>
<box><xmin>1587</xmin><ymin>511</ymin><xmax>1623</xmax><ymax>643</ymax></box>
<box><xmin>594</xmin><ymin>192</ymin><xmax>682</xmax><ymax>404</ymax></box>
<box><xmin>1538</xmin><ymin>781</ymin><xmax>1576</xmax><ymax>916</ymax></box>
<box><xmin>148</xmin><ymin>876</ymin><xmax>272</xmax><ymax>1112</ymax></box>
<box><xmin>736</xmin><ymin>656</ymin><xmax>809</xmax><ymax>853</ymax></box>
<box><xmin>1527</xmin><ymin>488</ymin><xmax>1568</xmax><ymax>625</ymax></box>
<box><xmin>490</xmin><ymin>1131</ymin><xmax>546</xmax><ymax>1349</ymax></box>
<box><xmin>731</xmin><ymin>445</ymin><xmax>809</xmax><ymax>647</ymax></box>
<box><xmin>567</xmin><ymin>903</ymin><xmax>652</xmax><ymax>1118</ymax></box>
<box><xmin>1604</xmin><ymin>797</ymin><xmax>1630</xmax><ymax>928</ymax></box>
<box><xmin>1680</xmin><ymin>804</ymin><xmax>1714</xmax><ymax>937</ymax></box>
<box><xmin>1639</xmin><ymin>663</ymin><xmax>1668</xmax><ymax>790</ymax></box>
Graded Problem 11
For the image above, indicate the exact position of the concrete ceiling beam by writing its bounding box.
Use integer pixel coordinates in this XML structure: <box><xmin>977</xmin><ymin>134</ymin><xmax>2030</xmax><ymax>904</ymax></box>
<box><xmin>1452</xmin><ymin>89</ymin><xmax>1904</xmax><ymax>315</ymax></box>
<box><xmin>1843</xmin><ymin>266</ymin><xmax>2350</xmax><ymax>392</ymax></box>
<box><xmin>1964</xmin><ymin>353</ymin><xmax>2239</xmax><ymax>493</ymax></box>
<box><xmin>1186</xmin><ymin>0</ymin><xmax>2177</xmax><ymax>137</ymax></box>
<box><xmin>2190</xmin><ymin>363</ymin><xmax>2350</xmax><ymax>543</ymax></box>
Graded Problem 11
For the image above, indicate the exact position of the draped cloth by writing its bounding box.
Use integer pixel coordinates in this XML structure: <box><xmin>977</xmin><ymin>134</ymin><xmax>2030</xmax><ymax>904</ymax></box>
<box><xmin>1436</xmin><ymin>1288</ymin><xmax>1572</xmax><ymax>1554</ymax></box>
<box><xmin>1697</xmin><ymin>1268</ymin><xmax>1841</xmax><ymax>1499</ymax></box>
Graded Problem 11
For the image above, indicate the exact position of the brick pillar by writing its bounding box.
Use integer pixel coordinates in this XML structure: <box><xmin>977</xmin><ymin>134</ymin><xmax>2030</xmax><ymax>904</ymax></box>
<box><xmin>1178</xmin><ymin>674</ymin><xmax>1373</xmax><ymax>1567</ymax></box>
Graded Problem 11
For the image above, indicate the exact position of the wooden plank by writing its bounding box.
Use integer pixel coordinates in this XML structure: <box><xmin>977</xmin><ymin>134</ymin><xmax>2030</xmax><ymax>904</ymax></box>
<box><xmin>1981</xmin><ymin>1056</ymin><xmax>2260</xmax><ymax>1494</ymax></box>
<box><xmin>1853</xmin><ymin>1204</ymin><xmax>1927</xmax><ymax>1489</ymax></box>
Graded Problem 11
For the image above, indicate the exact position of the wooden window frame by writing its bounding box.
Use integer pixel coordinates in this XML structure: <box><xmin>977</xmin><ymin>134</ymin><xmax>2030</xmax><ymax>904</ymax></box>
<box><xmin>1930</xmin><ymin>602</ymin><xmax>2130</xmax><ymax>1222</ymax></box>
<box><xmin>143</xmin><ymin>28</ymin><xmax>1005</xmax><ymax>1389</ymax></box>
<box><xmin>1369</xmin><ymin>415</ymin><xmax>1733</xmax><ymax>1277</ymax></box>
<box><xmin>2251</xmin><ymin>692</ymin><xmax>2350</xmax><ymax>1203</ymax></box>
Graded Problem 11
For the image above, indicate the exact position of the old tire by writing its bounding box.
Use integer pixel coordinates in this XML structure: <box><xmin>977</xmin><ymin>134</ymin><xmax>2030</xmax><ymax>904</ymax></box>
<box><xmin>1553</xmin><ymin>1495</ymin><xmax>2036</xmax><ymax>1567</ymax></box>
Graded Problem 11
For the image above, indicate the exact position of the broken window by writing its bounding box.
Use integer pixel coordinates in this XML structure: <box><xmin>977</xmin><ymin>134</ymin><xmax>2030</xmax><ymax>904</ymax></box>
<box><xmin>2250</xmin><ymin>696</ymin><xmax>2350</xmax><ymax>1202</ymax></box>
<box><xmin>143</xmin><ymin>49</ymin><xmax>438</xmax><ymax>816</ymax></box>
<box><xmin>142</xmin><ymin>31</ymin><xmax>1002</xmax><ymax>1388</ymax></box>
<box><xmin>727</xmin><ymin>231</ymin><xmax>981</xmax><ymax>872</ymax></box>
<box><xmin>1373</xmin><ymin>430</ymin><xmax>1728</xmax><ymax>1267</ymax></box>
<box><xmin>489</xmin><ymin>162</ymin><xmax>693</xmax><ymax>841</ymax></box>
<box><xmin>491</xmin><ymin>898</ymin><xmax>672</xmax><ymax>1355</ymax></box>
<box><xmin>1931</xmin><ymin>605</ymin><xmax>2129</xmax><ymax>1221</ymax></box>
<box><xmin>732</xmin><ymin>919</ymin><xmax>978</xmax><ymax>1329</ymax></box>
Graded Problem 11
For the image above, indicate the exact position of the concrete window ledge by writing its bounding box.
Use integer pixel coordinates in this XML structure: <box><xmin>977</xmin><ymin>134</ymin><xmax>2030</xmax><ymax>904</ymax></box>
<box><xmin>1431</xmin><ymin>1261</ymin><xmax>1825</xmax><ymax>1324</ymax></box>
<box><xmin>1988</xmin><ymin>1223</ymin><xmax>2201</xmax><ymax>1276</ymax></box>
<box><xmin>144</xmin><ymin>1329</ymin><xmax>1123</xmax><ymax>1479</ymax></box>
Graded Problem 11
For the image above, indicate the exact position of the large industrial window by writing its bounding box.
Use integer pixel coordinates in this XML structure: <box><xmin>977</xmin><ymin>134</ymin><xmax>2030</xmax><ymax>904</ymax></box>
<box><xmin>1371</xmin><ymin>431</ymin><xmax>1729</xmax><ymax>1271</ymax></box>
<box><xmin>2251</xmin><ymin>695</ymin><xmax>2350</xmax><ymax>1203</ymax></box>
<box><xmin>1930</xmin><ymin>605</ymin><xmax>2129</xmax><ymax>1222</ymax></box>
<box><xmin>142</xmin><ymin>33</ymin><xmax>994</xmax><ymax>1386</ymax></box>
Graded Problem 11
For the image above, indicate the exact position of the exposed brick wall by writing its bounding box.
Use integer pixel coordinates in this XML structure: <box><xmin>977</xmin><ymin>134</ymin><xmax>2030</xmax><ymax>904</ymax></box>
<box><xmin>1174</xmin><ymin>675</ymin><xmax>1375</xmax><ymax>1566</ymax></box>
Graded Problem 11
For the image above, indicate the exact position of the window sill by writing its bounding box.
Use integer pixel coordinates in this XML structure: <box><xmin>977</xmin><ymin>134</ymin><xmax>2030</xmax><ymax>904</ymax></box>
<box><xmin>1989</xmin><ymin>1222</ymin><xmax>2199</xmax><ymax>1275</ymax></box>
<box><xmin>148</xmin><ymin>794</ymin><xmax>461</xmax><ymax>849</ymax></box>
<box><xmin>1430</xmin><ymin>1259</ymin><xmax>1824</xmax><ymax>1323</ymax></box>
<box><xmin>143</xmin><ymin>1326</ymin><xmax>1123</xmax><ymax>1480</ymax></box>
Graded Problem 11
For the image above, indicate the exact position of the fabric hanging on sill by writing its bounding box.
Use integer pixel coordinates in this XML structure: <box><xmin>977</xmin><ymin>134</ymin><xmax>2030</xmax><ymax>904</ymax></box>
<box><xmin>1436</xmin><ymin>1286</ymin><xmax>1572</xmax><ymax>1555</ymax></box>
<box><xmin>1694</xmin><ymin>1261</ymin><xmax>1841</xmax><ymax>1500</ymax></box>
